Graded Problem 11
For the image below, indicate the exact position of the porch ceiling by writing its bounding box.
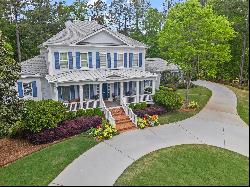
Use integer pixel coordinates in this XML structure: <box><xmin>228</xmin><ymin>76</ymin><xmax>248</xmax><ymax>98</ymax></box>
<box><xmin>45</xmin><ymin>69</ymin><xmax>157</xmax><ymax>83</ymax></box>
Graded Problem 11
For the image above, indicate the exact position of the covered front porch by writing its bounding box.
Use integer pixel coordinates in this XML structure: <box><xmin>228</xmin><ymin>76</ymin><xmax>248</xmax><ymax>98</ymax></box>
<box><xmin>46</xmin><ymin>69</ymin><xmax>158</xmax><ymax>111</ymax></box>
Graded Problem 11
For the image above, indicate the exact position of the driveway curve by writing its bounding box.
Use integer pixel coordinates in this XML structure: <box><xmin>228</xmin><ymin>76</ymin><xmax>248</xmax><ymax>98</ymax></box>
<box><xmin>50</xmin><ymin>80</ymin><xmax>249</xmax><ymax>186</ymax></box>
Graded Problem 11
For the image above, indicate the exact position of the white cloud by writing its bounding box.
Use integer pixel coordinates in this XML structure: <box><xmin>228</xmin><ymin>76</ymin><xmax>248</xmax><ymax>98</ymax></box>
<box><xmin>88</xmin><ymin>0</ymin><xmax>106</xmax><ymax>5</ymax></box>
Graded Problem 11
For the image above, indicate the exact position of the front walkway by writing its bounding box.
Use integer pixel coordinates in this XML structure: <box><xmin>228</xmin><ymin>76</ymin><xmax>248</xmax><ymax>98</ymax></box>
<box><xmin>50</xmin><ymin>80</ymin><xmax>249</xmax><ymax>186</ymax></box>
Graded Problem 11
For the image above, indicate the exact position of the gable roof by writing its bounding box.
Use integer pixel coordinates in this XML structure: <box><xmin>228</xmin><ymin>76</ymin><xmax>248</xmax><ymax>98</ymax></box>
<box><xmin>145</xmin><ymin>58</ymin><xmax>180</xmax><ymax>73</ymax></box>
<box><xmin>20</xmin><ymin>55</ymin><xmax>48</xmax><ymax>77</ymax></box>
<box><xmin>43</xmin><ymin>20</ymin><xmax>147</xmax><ymax>48</ymax></box>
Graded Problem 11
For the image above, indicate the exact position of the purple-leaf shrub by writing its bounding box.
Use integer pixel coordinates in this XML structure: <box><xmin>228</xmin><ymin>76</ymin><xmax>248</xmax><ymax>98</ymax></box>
<box><xmin>134</xmin><ymin>106</ymin><xmax>166</xmax><ymax>118</ymax></box>
<box><xmin>24</xmin><ymin>116</ymin><xmax>102</xmax><ymax>144</ymax></box>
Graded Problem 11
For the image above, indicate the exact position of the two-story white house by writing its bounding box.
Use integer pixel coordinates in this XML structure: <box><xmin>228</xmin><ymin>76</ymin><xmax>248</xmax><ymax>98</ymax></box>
<box><xmin>16</xmin><ymin>20</ymin><xmax>158</xmax><ymax>124</ymax></box>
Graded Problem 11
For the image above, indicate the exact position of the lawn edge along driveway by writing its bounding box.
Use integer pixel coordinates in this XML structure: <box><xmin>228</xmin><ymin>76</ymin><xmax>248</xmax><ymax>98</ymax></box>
<box><xmin>0</xmin><ymin>134</ymin><xmax>98</xmax><ymax>186</ymax></box>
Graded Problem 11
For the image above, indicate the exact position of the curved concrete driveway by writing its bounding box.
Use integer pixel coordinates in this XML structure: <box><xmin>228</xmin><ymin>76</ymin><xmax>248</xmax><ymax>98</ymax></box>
<box><xmin>50</xmin><ymin>80</ymin><xmax>249</xmax><ymax>186</ymax></box>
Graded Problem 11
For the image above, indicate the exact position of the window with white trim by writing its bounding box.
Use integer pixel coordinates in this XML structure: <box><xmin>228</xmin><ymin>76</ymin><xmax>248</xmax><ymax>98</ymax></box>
<box><xmin>60</xmin><ymin>53</ymin><xmax>68</xmax><ymax>69</ymax></box>
<box><xmin>23</xmin><ymin>82</ymin><xmax>32</xmax><ymax>96</ymax></box>
<box><xmin>117</xmin><ymin>53</ymin><xmax>124</xmax><ymax>68</ymax></box>
<box><xmin>133</xmin><ymin>53</ymin><xmax>139</xmax><ymax>67</ymax></box>
<box><xmin>80</xmin><ymin>53</ymin><xmax>88</xmax><ymax>68</ymax></box>
<box><xmin>100</xmin><ymin>53</ymin><xmax>107</xmax><ymax>68</ymax></box>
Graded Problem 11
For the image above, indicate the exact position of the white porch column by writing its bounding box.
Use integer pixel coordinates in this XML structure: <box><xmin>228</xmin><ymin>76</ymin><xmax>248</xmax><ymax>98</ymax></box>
<box><xmin>79</xmin><ymin>85</ymin><xmax>84</xmax><ymax>108</ymax></box>
<box><xmin>136</xmin><ymin>81</ymin><xmax>140</xmax><ymax>103</ymax></box>
<box><xmin>152</xmin><ymin>79</ymin><xmax>156</xmax><ymax>95</ymax></box>
<box><xmin>99</xmin><ymin>83</ymin><xmax>103</xmax><ymax>106</ymax></box>
<box><xmin>109</xmin><ymin>83</ymin><xmax>114</xmax><ymax>101</ymax></box>
<box><xmin>120</xmin><ymin>82</ymin><xmax>124</xmax><ymax>105</ymax></box>
<box><xmin>74</xmin><ymin>85</ymin><xmax>79</xmax><ymax>99</ymax></box>
<box><xmin>54</xmin><ymin>84</ymin><xmax>58</xmax><ymax>101</ymax></box>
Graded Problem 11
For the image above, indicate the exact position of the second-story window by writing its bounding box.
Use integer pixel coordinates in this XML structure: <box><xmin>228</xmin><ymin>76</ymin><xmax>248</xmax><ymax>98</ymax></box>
<box><xmin>100</xmin><ymin>53</ymin><xmax>107</xmax><ymax>68</ymax></box>
<box><xmin>133</xmin><ymin>54</ymin><xmax>139</xmax><ymax>67</ymax></box>
<box><xmin>60</xmin><ymin>53</ymin><xmax>68</xmax><ymax>69</ymax></box>
<box><xmin>81</xmin><ymin>53</ymin><xmax>88</xmax><ymax>68</ymax></box>
<box><xmin>117</xmin><ymin>54</ymin><xmax>123</xmax><ymax>68</ymax></box>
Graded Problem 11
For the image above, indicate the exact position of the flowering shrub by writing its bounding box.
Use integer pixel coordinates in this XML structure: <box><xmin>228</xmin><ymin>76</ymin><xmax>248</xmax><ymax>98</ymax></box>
<box><xmin>188</xmin><ymin>101</ymin><xmax>199</xmax><ymax>109</ymax></box>
<box><xmin>87</xmin><ymin>119</ymin><xmax>118</xmax><ymax>141</ymax></box>
<box><xmin>24</xmin><ymin>116</ymin><xmax>102</xmax><ymax>144</ymax></box>
<box><xmin>137</xmin><ymin>118</ymin><xmax>147</xmax><ymax>129</ymax></box>
<box><xmin>133</xmin><ymin>106</ymin><xmax>166</xmax><ymax>118</ymax></box>
<box><xmin>137</xmin><ymin>114</ymin><xmax>160</xmax><ymax>129</ymax></box>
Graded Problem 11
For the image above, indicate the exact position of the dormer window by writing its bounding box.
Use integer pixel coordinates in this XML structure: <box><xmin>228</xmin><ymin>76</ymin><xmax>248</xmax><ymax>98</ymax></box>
<box><xmin>80</xmin><ymin>53</ymin><xmax>88</xmax><ymax>68</ymax></box>
<box><xmin>100</xmin><ymin>53</ymin><xmax>107</xmax><ymax>68</ymax></box>
<box><xmin>133</xmin><ymin>54</ymin><xmax>139</xmax><ymax>67</ymax></box>
<box><xmin>117</xmin><ymin>54</ymin><xmax>124</xmax><ymax>68</ymax></box>
<box><xmin>60</xmin><ymin>53</ymin><xmax>68</xmax><ymax>69</ymax></box>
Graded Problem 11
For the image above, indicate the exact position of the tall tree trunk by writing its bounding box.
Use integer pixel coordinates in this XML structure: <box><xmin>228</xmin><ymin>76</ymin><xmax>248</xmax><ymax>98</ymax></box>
<box><xmin>185</xmin><ymin>71</ymin><xmax>192</xmax><ymax>108</ymax></box>
<box><xmin>239</xmin><ymin>13</ymin><xmax>248</xmax><ymax>86</ymax></box>
<box><xmin>14</xmin><ymin>5</ymin><xmax>21</xmax><ymax>63</ymax></box>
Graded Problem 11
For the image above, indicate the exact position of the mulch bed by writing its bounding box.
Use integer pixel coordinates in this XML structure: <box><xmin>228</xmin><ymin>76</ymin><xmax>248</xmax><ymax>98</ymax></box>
<box><xmin>0</xmin><ymin>138</ymin><xmax>53</xmax><ymax>167</ymax></box>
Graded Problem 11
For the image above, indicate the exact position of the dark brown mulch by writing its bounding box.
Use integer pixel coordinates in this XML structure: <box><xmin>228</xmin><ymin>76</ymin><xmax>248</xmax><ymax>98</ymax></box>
<box><xmin>0</xmin><ymin>138</ymin><xmax>52</xmax><ymax>167</ymax></box>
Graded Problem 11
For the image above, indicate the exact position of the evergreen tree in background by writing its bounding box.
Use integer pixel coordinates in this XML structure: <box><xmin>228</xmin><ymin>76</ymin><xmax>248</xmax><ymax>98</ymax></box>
<box><xmin>0</xmin><ymin>31</ymin><xmax>23</xmax><ymax>136</ymax></box>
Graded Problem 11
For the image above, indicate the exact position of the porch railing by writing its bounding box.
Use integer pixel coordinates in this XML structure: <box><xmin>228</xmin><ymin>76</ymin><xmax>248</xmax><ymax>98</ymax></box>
<box><xmin>123</xmin><ymin>94</ymin><xmax>154</xmax><ymax>105</ymax></box>
<box><xmin>63</xmin><ymin>99</ymin><xmax>101</xmax><ymax>112</ymax></box>
<box><xmin>100</xmin><ymin>98</ymin><xmax>116</xmax><ymax>127</ymax></box>
<box><xmin>121</xmin><ymin>97</ymin><xmax>138</xmax><ymax>127</ymax></box>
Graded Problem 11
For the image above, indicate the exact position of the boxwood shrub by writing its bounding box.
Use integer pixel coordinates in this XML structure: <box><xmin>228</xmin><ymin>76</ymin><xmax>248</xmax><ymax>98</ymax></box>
<box><xmin>153</xmin><ymin>89</ymin><xmax>182</xmax><ymax>111</ymax></box>
<box><xmin>22</xmin><ymin>100</ymin><xmax>67</xmax><ymax>133</ymax></box>
<box><xmin>129</xmin><ymin>102</ymin><xmax>147</xmax><ymax>110</ymax></box>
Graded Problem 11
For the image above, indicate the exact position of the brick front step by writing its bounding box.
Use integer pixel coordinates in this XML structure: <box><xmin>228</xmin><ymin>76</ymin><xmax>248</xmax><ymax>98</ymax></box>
<box><xmin>109</xmin><ymin>107</ymin><xmax>136</xmax><ymax>133</ymax></box>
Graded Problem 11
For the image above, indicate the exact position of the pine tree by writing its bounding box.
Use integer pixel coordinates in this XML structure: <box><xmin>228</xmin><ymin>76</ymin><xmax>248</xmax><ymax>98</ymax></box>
<box><xmin>88</xmin><ymin>0</ymin><xmax>107</xmax><ymax>25</ymax></box>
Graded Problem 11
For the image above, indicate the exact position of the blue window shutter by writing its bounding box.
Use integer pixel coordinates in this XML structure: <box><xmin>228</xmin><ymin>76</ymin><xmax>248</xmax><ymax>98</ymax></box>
<box><xmin>17</xmin><ymin>82</ymin><xmax>23</xmax><ymax>98</ymax></box>
<box><xmin>90</xmin><ymin>84</ymin><xmax>94</xmax><ymax>99</ymax></box>
<box><xmin>129</xmin><ymin>53</ymin><xmax>133</xmax><ymax>68</ymax></box>
<box><xmin>54</xmin><ymin>52</ymin><xmax>60</xmax><ymax>69</ymax></box>
<box><xmin>68</xmin><ymin>52</ymin><xmax>73</xmax><ymax>69</ymax></box>
<box><xmin>124</xmin><ymin>53</ymin><xmax>128</xmax><ymax>68</ymax></box>
<box><xmin>129</xmin><ymin>81</ymin><xmax>132</xmax><ymax>91</ymax></box>
<box><xmin>139</xmin><ymin>81</ymin><xmax>142</xmax><ymax>94</ymax></box>
<box><xmin>139</xmin><ymin>53</ymin><xmax>143</xmax><ymax>67</ymax></box>
<box><xmin>114</xmin><ymin>53</ymin><xmax>118</xmax><ymax>68</ymax></box>
<box><xmin>57</xmin><ymin>86</ymin><xmax>62</xmax><ymax>101</ymax></box>
<box><xmin>96</xmin><ymin>52</ymin><xmax>100</xmax><ymax>69</ymax></box>
<box><xmin>124</xmin><ymin>82</ymin><xmax>128</xmax><ymax>94</ymax></box>
<box><xmin>76</xmin><ymin>52</ymin><xmax>81</xmax><ymax>69</ymax></box>
<box><xmin>114</xmin><ymin>82</ymin><xmax>117</xmax><ymax>95</ymax></box>
<box><xmin>70</xmin><ymin>86</ymin><xmax>75</xmax><ymax>100</ymax></box>
<box><xmin>32</xmin><ymin>81</ymin><xmax>37</xmax><ymax>97</ymax></box>
<box><xmin>88</xmin><ymin>52</ymin><xmax>93</xmax><ymax>68</ymax></box>
<box><xmin>107</xmin><ymin>53</ymin><xmax>111</xmax><ymax>68</ymax></box>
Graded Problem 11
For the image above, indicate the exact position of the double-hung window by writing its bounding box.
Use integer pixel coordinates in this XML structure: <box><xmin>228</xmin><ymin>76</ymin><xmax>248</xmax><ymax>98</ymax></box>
<box><xmin>100</xmin><ymin>53</ymin><xmax>107</xmax><ymax>68</ymax></box>
<box><xmin>133</xmin><ymin>53</ymin><xmax>139</xmax><ymax>67</ymax></box>
<box><xmin>23</xmin><ymin>82</ymin><xmax>32</xmax><ymax>96</ymax></box>
<box><xmin>117</xmin><ymin>54</ymin><xmax>124</xmax><ymax>68</ymax></box>
<box><xmin>60</xmin><ymin>53</ymin><xmax>68</xmax><ymax>69</ymax></box>
<box><xmin>80</xmin><ymin>53</ymin><xmax>88</xmax><ymax>68</ymax></box>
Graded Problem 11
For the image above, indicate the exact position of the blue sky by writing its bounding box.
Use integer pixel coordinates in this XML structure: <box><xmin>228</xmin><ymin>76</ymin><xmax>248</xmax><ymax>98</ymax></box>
<box><xmin>62</xmin><ymin>0</ymin><xmax>164</xmax><ymax>10</ymax></box>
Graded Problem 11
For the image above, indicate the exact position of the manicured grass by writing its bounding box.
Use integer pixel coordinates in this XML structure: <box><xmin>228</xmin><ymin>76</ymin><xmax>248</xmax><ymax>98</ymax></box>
<box><xmin>0</xmin><ymin>134</ymin><xmax>98</xmax><ymax>186</ymax></box>
<box><xmin>227</xmin><ymin>86</ymin><xmax>249</xmax><ymax>125</ymax></box>
<box><xmin>158</xmin><ymin>86</ymin><xmax>212</xmax><ymax>124</ymax></box>
<box><xmin>115</xmin><ymin>144</ymin><xmax>249</xmax><ymax>186</ymax></box>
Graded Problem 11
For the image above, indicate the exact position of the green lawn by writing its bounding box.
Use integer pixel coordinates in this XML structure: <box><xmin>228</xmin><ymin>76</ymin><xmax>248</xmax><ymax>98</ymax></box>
<box><xmin>227</xmin><ymin>86</ymin><xmax>249</xmax><ymax>125</ymax></box>
<box><xmin>0</xmin><ymin>134</ymin><xmax>98</xmax><ymax>186</ymax></box>
<box><xmin>159</xmin><ymin>86</ymin><xmax>212</xmax><ymax>125</ymax></box>
<box><xmin>115</xmin><ymin>144</ymin><xmax>249</xmax><ymax>186</ymax></box>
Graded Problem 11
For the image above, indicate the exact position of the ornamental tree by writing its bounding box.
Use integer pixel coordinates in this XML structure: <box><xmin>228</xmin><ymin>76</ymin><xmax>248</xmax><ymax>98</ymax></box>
<box><xmin>0</xmin><ymin>31</ymin><xmax>23</xmax><ymax>136</ymax></box>
<box><xmin>158</xmin><ymin>0</ymin><xmax>235</xmax><ymax>107</ymax></box>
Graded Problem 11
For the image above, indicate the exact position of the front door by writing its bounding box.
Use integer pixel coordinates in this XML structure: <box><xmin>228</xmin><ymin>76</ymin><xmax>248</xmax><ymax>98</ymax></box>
<box><xmin>102</xmin><ymin>83</ymin><xmax>110</xmax><ymax>99</ymax></box>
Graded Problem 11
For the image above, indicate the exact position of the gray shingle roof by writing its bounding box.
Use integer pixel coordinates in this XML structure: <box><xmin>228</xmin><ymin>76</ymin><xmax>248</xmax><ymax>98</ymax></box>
<box><xmin>43</xmin><ymin>20</ymin><xmax>147</xmax><ymax>47</ymax></box>
<box><xmin>145</xmin><ymin>58</ymin><xmax>180</xmax><ymax>73</ymax></box>
<box><xmin>21</xmin><ymin>55</ymin><xmax>48</xmax><ymax>76</ymax></box>
<box><xmin>46</xmin><ymin>69</ymin><xmax>157</xmax><ymax>83</ymax></box>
